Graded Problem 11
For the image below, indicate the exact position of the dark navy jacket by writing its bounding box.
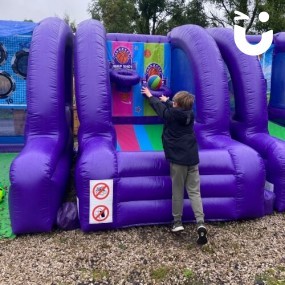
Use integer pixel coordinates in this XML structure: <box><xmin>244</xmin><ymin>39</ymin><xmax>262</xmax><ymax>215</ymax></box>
<box><xmin>148</xmin><ymin>96</ymin><xmax>199</xmax><ymax>166</ymax></box>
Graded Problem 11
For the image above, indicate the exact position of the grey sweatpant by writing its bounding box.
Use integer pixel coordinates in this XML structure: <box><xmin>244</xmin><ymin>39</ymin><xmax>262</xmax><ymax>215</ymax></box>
<box><xmin>170</xmin><ymin>162</ymin><xmax>204</xmax><ymax>224</ymax></box>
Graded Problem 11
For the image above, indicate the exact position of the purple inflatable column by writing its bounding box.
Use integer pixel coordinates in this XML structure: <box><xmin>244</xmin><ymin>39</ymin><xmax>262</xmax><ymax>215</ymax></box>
<box><xmin>9</xmin><ymin>17</ymin><xmax>74</xmax><ymax>234</ymax></box>
<box><xmin>74</xmin><ymin>20</ymin><xmax>117</xmax><ymax>231</ymax></box>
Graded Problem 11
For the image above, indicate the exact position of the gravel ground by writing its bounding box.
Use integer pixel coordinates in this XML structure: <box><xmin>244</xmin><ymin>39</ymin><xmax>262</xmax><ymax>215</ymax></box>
<box><xmin>1</xmin><ymin>213</ymin><xmax>285</xmax><ymax>285</ymax></box>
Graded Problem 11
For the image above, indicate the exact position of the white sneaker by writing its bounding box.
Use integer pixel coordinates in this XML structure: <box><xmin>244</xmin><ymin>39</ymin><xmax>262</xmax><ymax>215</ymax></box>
<box><xmin>171</xmin><ymin>221</ymin><xmax>184</xmax><ymax>232</ymax></box>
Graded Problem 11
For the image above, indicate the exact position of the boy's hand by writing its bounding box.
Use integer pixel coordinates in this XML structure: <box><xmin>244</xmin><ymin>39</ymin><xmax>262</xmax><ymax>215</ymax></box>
<box><xmin>141</xmin><ymin>86</ymin><xmax>152</xmax><ymax>98</ymax></box>
<box><xmin>159</xmin><ymin>95</ymin><xmax>169</xmax><ymax>102</ymax></box>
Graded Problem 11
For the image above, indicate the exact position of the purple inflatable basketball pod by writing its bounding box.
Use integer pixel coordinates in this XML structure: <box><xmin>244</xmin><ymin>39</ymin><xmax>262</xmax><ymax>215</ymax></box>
<box><xmin>74</xmin><ymin>20</ymin><xmax>267</xmax><ymax>232</ymax></box>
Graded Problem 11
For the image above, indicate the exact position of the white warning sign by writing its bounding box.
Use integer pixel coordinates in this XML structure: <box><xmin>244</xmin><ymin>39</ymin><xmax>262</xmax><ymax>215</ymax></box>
<box><xmin>89</xmin><ymin>179</ymin><xmax>113</xmax><ymax>224</ymax></box>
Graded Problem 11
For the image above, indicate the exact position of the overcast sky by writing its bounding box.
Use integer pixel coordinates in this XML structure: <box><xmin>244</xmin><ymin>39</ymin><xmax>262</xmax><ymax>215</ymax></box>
<box><xmin>0</xmin><ymin>0</ymin><xmax>91</xmax><ymax>24</ymax></box>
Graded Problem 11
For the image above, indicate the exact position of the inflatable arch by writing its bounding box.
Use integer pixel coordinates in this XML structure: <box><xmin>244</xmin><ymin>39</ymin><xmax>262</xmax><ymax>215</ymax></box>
<box><xmin>208</xmin><ymin>28</ymin><xmax>285</xmax><ymax>212</ymax></box>
<box><xmin>9</xmin><ymin>18</ymin><xmax>74</xmax><ymax>234</ymax></box>
<box><xmin>74</xmin><ymin>20</ymin><xmax>266</xmax><ymax>232</ymax></box>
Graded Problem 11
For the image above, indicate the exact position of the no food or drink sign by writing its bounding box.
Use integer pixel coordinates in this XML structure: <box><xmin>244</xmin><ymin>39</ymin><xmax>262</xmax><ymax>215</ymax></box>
<box><xmin>89</xmin><ymin>179</ymin><xmax>113</xmax><ymax>224</ymax></box>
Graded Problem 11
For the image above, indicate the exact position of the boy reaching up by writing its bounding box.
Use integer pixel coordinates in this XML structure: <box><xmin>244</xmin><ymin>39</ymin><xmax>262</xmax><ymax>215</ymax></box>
<box><xmin>141</xmin><ymin>86</ymin><xmax>207</xmax><ymax>245</ymax></box>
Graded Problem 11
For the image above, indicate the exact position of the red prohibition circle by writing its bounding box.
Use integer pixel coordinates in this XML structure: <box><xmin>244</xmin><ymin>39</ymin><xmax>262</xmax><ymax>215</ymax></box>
<box><xmin>92</xmin><ymin>183</ymin><xmax>110</xmax><ymax>200</ymax></box>
<box><xmin>92</xmin><ymin>205</ymin><xmax>110</xmax><ymax>222</ymax></box>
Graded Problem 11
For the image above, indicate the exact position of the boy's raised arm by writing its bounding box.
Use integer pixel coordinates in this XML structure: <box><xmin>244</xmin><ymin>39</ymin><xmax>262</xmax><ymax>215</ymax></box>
<box><xmin>141</xmin><ymin>86</ymin><xmax>171</xmax><ymax>120</ymax></box>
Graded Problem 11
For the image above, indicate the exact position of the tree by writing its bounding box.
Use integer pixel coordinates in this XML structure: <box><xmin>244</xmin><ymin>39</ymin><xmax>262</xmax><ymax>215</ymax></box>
<box><xmin>156</xmin><ymin>0</ymin><xmax>208</xmax><ymax>34</ymax></box>
<box><xmin>254</xmin><ymin>0</ymin><xmax>285</xmax><ymax>33</ymax></box>
<box><xmin>63</xmin><ymin>14</ymin><xmax>77</xmax><ymax>33</ymax></box>
<box><xmin>186</xmin><ymin>0</ymin><xmax>208</xmax><ymax>27</ymax></box>
<box><xmin>207</xmin><ymin>0</ymin><xmax>260</xmax><ymax>33</ymax></box>
<box><xmin>207</xmin><ymin>0</ymin><xmax>285</xmax><ymax>33</ymax></box>
<box><xmin>136</xmin><ymin>0</ymin><xmax>167</xmax><ymax>34</ymax></box>
<box><xmin>88</xmin><ymin>0</ymin><xmax>209</xmax><ymax>35</ymax></box>
<box><xmin>88</xmin><ymin>0</ymin><xmax>169</xmax><ymax>34</ymax></box>
<box><xmin>88</xmin><ymin>0</ymin><xmax>138</xmax><ymax>33</ymax></box>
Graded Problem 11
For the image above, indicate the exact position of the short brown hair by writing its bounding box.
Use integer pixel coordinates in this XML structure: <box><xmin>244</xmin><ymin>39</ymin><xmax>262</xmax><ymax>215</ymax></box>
<box><xmin>173</xmin><ymin>91</ymin><xmax>195</xmax><ymax>110</ymax></box>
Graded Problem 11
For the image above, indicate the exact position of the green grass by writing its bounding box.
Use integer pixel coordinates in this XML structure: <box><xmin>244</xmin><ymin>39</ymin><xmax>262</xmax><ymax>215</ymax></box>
<box><xmin>255</xmin><ymin>267</ymin><xmax>285</xmax><ymax>285</ymax></box>
<box><xmin>0</xmin><ymin>152</ymin><xmax>18</xmax><ymax>239</ymax></box>
<box><xmin>150</xmin><ymin>266</ymin><xmax>169</xmax><ymax>281</ymax></box>
<box><xmin>268</xmin><ymin>121</ymin><xmax>285</xmax><ymax>141</ymax></box>
<box><xmin>183</xmin><ymin>268</ymin><xmax>194</xmax><ymax>279</ymax></box>
<box><xmin>183</xmin><ymin>268</ymin><xmax>205</xmax><ymax>285</ymax></box>
<box><xmin>92</xmin><ymin>269</ymin><xmax>110</xmax><ymax>281</ymax></box>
